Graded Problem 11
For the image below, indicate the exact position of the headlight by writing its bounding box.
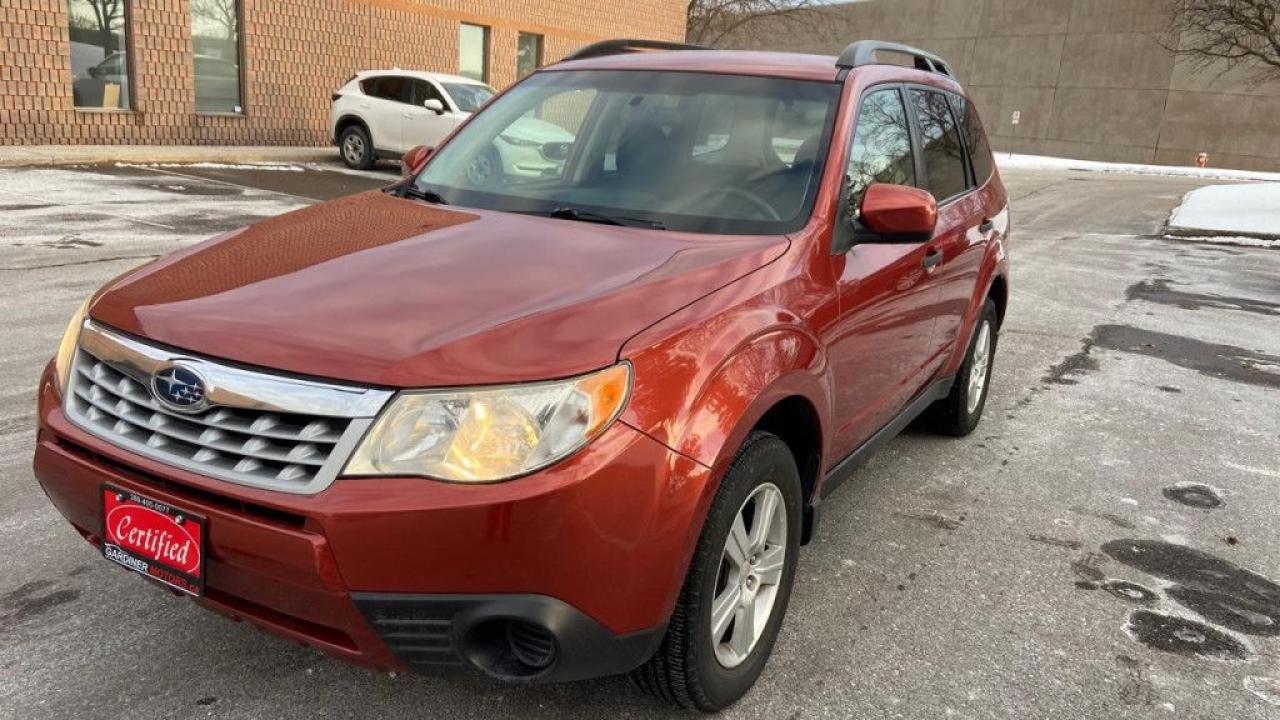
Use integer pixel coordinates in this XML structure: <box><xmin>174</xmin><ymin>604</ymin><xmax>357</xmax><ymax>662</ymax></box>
<box><xmin>54</xmin><ymin>298</ymin><xmax>92</xmax><ymax>393</ymax></box>
<box><xmin>345</xmin><ymin>363</ymin><xmax>631</xmax><ymax>483</ymax></box>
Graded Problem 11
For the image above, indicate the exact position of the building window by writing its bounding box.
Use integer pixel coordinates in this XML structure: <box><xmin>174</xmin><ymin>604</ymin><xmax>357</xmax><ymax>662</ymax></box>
<box><xmin>67</xmin><ymin>0</ymin><xmax>132</xmax><ymax>109</ymax></box>
<box><xmin>192</xmin><ymin>0</ymin><xmax>243</xmax><ymax>113</ymax></box>
<box><xmin>517</xmin><ymin>32</ymin><xmax>543</xmax><ymax>78</ymax></box>
<box><xmin>459</xmin><ymin>23</ymin><xmax>489</xmax><ymax>83</ymax></box>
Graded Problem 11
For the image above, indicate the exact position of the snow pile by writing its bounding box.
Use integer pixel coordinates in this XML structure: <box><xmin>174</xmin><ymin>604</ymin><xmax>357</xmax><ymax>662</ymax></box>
<box><xmin>1166</xmin><ymin>184</ymin><xmax>1280</xmax><ymax>245</ymax></box>
<box><xmin>115</xmin><ymin>161</ymin><xmax>306</xmax><ymax>172</ymax></box>
<box><xmin>997</xmin><ymin>154</ymin><xmax>1280</xmax><ymax>183</ymax></box>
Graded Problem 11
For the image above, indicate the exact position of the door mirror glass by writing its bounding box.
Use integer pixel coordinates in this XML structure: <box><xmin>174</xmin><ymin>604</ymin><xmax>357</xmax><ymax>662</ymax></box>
<box><xmin>401</xmin><ymin>145</ymin><xmax>433</xmax><ymax>177</ymax></box>
<box><xmin>858</xmin><ymin>183</ymin><xmax>937</xmax><ymax>242</ymax></box>
<box><xmin>423</xmin><ymin>98</ymin><xmax>445</xmax><ymax>114</ymax></box>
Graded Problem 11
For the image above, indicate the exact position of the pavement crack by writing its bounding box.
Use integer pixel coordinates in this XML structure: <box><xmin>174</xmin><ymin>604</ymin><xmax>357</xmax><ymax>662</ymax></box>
<box><xmin>0</xmin><ymin>253</ymin><xmax>159</xmax><ymax>271</ymax></box>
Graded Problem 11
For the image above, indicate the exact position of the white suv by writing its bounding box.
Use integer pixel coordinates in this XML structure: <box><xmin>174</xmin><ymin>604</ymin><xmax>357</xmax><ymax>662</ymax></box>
<box><xmin>329</xmin><ymin>70</ymin><xmax>497</xmax><ymax>169</ymax></box>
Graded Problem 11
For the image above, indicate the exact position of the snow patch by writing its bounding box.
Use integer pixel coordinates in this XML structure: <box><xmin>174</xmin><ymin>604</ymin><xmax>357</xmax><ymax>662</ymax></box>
<box><xmin>116</xmin><ymin>161</ymin><xmax>306</xmax><ymax>172</ymax></box>
<box><xmin>1165</xmin><ymin>235</ymin><xmax>1280</xmax><ymax>249</ymax></box>
<box><xmin>1167</xmin><ymin>183</ymin><xmax>1280</xmax><ymax>239</ymax></box>
<box><xmin>997</xmin><ymin>153</ymin><xmax>1280</xmax><ymax>182</ymax></box>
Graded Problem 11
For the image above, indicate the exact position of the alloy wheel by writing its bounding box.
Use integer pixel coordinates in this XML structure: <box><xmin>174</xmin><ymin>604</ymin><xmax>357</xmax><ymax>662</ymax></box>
<box><xmin>967</xmin><ymin>319</ymin><xmax>992</xmax><ymax>414</ymax></box>
<box><xmin>710</xmin><ymin>482</ymin><xmax>787</xmax><ymax>669</ymax></box>
<box><xmin>343</xmin><ymin>133</ymin><xmax>365</xmax><ymax>165</ymax></box>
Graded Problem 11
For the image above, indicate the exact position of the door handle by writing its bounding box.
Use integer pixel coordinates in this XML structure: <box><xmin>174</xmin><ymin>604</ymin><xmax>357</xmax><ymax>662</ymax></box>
<box><xmin>922</xmin><ymin>248</ymin><xmax>944</xmax><ymax>269</ymax></box>
<box><xmin>979</xmin><ymin>219</ymin><xmax>995</xmax><ymax>233</ymax></box>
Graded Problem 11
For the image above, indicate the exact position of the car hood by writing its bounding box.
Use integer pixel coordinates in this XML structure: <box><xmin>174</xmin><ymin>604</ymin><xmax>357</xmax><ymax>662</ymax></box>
<box><xmin>89</xmin><ymin>191</ymin><xmax>787</xmax><ymax>388</ymax></box>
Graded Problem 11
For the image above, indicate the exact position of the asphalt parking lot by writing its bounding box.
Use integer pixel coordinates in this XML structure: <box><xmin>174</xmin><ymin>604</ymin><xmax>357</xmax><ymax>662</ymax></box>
<box><xmin>2</xmin><ymin>159</ymin><xmax>1279</xmax><ymax>719</ymax></box>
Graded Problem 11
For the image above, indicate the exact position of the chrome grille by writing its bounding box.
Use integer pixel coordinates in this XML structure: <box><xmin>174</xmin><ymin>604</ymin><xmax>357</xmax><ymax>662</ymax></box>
<box><xmin>64</xmin><ymin>321</ymin><xmax>392</xmax><ymax>494</ymax></box>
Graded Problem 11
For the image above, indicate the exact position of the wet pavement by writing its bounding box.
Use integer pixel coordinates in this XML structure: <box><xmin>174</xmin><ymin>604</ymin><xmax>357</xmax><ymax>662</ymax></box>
<box><xmin>2</xmin><ymin>159</ymin><xmax>1279</xmax><ymax>719</ymax></box>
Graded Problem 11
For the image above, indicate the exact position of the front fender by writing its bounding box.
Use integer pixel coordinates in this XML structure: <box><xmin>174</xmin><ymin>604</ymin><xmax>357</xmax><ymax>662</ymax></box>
<box><xmin>620</xmin><ymin>295</ymin><xmax>830</xmax><ymax>484</ymax></box>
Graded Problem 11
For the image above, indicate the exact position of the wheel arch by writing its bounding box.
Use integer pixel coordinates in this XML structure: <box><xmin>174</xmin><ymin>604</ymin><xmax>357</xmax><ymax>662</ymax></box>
<box><xmin>751</xmin><ymin>394</ymin><xmax>824</xmax><ymax>544</ymax></box>
<box><xmin>335</xmin><ymin>114</ymin><xmax>370</xmax><ymax>139</ymax></box>
<box><xmin>987</xmin><ymin>273</ymin><xmax>1008</xmax><ymax>329</ymax></box>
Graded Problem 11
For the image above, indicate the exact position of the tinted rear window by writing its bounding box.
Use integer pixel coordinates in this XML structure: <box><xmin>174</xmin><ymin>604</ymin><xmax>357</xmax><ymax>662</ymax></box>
<box><xmin>362</xmin><ymin>76</ymin><xmax>410</xmax><ymax>103</ymax></box>
<box><xmin>909</xmin><ymin>89</ymin><xmax>968</xmax><ymax>202</ymax></box>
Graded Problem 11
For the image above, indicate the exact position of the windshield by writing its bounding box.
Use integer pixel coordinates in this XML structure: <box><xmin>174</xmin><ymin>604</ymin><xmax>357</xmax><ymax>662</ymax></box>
<box><xmin>415</xmin><ymin>70</ymin><xmax>838</xmax><ymax>235</ymax></box>
<box><xmin>443</xmin><ymin>82</ymin><xmax>495</xmax><ymax>112</ymax></box>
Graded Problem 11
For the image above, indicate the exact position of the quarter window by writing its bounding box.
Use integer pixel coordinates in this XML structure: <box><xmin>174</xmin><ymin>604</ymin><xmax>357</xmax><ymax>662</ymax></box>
<box><xmin>192</xmin><ymin>0</ymin><xmax>243</xmax><ymax>113</ymax></box>
<box><xmin>459</xmin><ymin>23</ymin><xmax>490</xmax><ymax>83</ymax></box>
<box><xmin>67</xmin><ymin>0</ymin><xmax>132</xmax><ymax>109</ymax></box>
<box><xmin>950</xmin><ymin>94</ymin><xmax>994</xmax><ymax>187</ymax></box>
<box><xmin>909</xmin><ymin>89</ymin><xmax>968</xmax><ymax>201</ymax></box>
<box><xmin>846</xmin><ymin>88</ymin><xmax>915</xmax><ymax>208</ymax></box>
<box><xmin>517</xmin><ymin>32</ymin><xmax>543</xmax><ymax>79</ymax></box>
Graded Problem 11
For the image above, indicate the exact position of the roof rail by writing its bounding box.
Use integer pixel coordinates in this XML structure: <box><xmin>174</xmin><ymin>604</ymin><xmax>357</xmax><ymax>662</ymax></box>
<box><xmin>836</xmin><ymin>40</ymin><xmax>957</xmax><ymax>80</ymax></box>
<box><xmin>561</xmin><ymin>38</ymin><xmax>710</xmax><ymax>63</ymax></box>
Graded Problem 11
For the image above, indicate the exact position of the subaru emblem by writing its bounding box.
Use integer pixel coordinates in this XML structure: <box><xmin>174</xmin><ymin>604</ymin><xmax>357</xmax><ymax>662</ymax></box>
<box><xmin>151</xmin><ymin>364</ymin><xmax>209</xmax><ymax>413</ymax></box>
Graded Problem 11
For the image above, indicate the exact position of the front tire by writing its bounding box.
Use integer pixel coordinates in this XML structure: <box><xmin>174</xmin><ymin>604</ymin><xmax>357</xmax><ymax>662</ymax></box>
<box><xmin>338</xmin><ymin>124</ymin><xmax>375</xmax><ymax>170</ymax></box>
<box><xmin>925</xmin><ymin>298</ymin><xmax>999</xmax><ymax>436</ymax></box>
<box><xmin>632</xmin><ymin>431</ymin><xmax>802</xmax><ymax>712</ymax></box>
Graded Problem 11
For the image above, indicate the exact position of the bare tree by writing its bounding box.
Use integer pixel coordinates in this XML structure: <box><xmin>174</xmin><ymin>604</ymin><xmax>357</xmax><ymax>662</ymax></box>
<box><xmin>192</xmin><ymin>0</ymin><xmax>239</xmax><ymax>39</ymax></box>
<box><xmin>80</xmin><ymin>0</ymin><xmax>124</xmax><ymax>53</ymax></box>
<box><xmin>1162</xmin><ymin>0</ymin><xmax>1280</xmax><ymax>80</ymax></box>
<box><xmin>687</xmin><ymin>0</ymin><xmax>829</xmax><ymax>47</ymax></box>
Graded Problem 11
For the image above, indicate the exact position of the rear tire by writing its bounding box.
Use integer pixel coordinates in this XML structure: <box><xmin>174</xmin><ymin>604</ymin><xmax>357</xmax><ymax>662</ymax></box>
<box><xmin>632</xmin><ymin>431</ymin><xmax>802</xmax><ymax>712</ymax></box>
<box><xmin>924</xmin><ymin>298</ymin><xmax>999</xmax><ymax>437</ymax></box>
<box><xmin>338</xmin><ymin>124</ymin><xmax>375</xmax><ymax>170</ymax></box>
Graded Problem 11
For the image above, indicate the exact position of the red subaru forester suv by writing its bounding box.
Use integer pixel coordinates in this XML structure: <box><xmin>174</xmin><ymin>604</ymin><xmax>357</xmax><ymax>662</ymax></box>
<box><xmin>33</xmin><ymin>39</ymin><xmax>1008</xmax><ymax>711</ymax></box>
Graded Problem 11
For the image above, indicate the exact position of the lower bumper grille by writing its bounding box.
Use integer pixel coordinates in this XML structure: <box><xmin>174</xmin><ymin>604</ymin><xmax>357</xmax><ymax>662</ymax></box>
<box><xmin>357</xmin><ymin>601</ymin><xmax>463</xmax><ymax>669</ymax></box>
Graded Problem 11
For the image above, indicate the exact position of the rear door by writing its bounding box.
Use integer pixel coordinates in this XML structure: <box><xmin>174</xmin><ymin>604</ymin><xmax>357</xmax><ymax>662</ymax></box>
<box><xmin>906</xmin><ymin>88</ymin><xmax>990</xmax><ymax>360</ymax></box>
<box><xmin>360</xmin><ymin>75</ymin><xmax>411</xmax><ymax>153</ymax></box>
<box><xmin>402</xmin><ymin>78</ymin><xmax>462</xmax><ymax>147</ymax></box>
<box><xmin>826</xmin><ymin>86</ymin><xmax>940</xmax><ymax>457</ymax></box>
<box><xmin>934</xmin><ymin>92</ymin><xmax>999</xmax><ymax>352</ymax></box>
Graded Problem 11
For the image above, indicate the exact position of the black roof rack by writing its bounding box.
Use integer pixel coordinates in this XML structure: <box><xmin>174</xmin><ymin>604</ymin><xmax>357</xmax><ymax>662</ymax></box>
<box><xmin>561</xmin><ymin>38</ymin><xmax>710</xmax><ymax>63</ymax></box>
<box><xmin>836</xmin><ymin>40</ymin><xmax>957</xmax><ymax>80</ymax></box>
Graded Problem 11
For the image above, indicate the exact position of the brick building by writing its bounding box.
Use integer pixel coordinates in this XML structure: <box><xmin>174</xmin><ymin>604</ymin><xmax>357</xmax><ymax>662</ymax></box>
<box><xmin>0</xmin><ymin>0</ymin><xmax>687</xmax><ymax>146</ymax></box>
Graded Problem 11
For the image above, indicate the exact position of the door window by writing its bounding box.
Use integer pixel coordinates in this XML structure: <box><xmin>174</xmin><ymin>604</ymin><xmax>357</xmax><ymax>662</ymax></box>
<box><xmin>846</xmin><ymin>88</ymin><xmax>915</xmax><ymax>209</ymax></box>
<box><xmin>362</xmin><ymin>76</ymin><xmax>412</xmax><ymax>104</ymax></box>
<box><xmin>411</xmin><ymin>79</ymin><xmax>446</xmax><ymax>108</ymax></box>
<box><xmin>909</xmin><ymin>89</ymin><xmax>968</xmax><ymax>202</ymax></box>
<box><xmin>948</xmin><ymin>94</ymin><xmax>994</xmax><ymax>187</ymax></box>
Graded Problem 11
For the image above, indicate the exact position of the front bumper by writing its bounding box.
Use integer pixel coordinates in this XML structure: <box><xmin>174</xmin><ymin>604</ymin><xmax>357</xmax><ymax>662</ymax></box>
<box><xmin>32</xmin><ymin>365</ymin><xmax>709</xmax><ymax>681</ymax></box>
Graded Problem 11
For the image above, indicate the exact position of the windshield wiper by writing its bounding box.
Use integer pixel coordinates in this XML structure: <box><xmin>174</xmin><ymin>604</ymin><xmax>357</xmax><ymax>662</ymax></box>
<box><xmin>393</xmin><ymin>183</ymin><xmax>448</xmax><ymax>205</ymax></box>
<box><xmin>546</xmin><ymin>206</ymin><xmax>665</xmax><ymax>230</ymax></box>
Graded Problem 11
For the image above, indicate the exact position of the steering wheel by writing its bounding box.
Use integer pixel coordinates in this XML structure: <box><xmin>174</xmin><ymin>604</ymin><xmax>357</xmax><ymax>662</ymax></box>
<box><xmin>682</xmin><ymin>187</ymin><xmax>781</xmax><ymax>221</ymax></box>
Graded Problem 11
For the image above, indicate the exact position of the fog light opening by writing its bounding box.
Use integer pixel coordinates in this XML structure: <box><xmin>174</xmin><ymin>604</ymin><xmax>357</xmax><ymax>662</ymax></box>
<box><xmin>462</xmin><ymin>618</ymin><xmax>558</xmax><ymax>680</ymax></box>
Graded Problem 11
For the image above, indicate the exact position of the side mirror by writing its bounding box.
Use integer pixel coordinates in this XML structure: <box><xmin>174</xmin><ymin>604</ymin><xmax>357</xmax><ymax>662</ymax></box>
<box><xmin>400</xmin><ymin>144</ymin><xmax>433</xmax><ymax>177</ymax></box>
<box><xmin>423</xmin><ymin>98</ymin><xmax>445</xmax><ymax>115</ymax></box>
<box><xmin>857</xmin><ymin>183</ymin><xmax>938</xmax><ymax>243</ymax></box>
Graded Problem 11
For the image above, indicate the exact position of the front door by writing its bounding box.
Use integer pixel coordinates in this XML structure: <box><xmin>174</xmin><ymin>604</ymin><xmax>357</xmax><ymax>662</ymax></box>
<box><xmin>826</xmin><ymin>86</ymin><xmax>940</xmax><ymax>457</ymax></box>
<box><xmin>402</xmin><ymin>79</ymin><xmax>464</xmax><ymax>148</ymax></box>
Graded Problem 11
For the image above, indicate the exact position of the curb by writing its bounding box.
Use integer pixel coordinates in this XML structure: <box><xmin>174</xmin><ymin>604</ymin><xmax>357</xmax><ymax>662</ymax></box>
<box><xmin>0</xmin><ymin>146</ymin><xmax>335</xmax><ymax>168</ymax></box>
